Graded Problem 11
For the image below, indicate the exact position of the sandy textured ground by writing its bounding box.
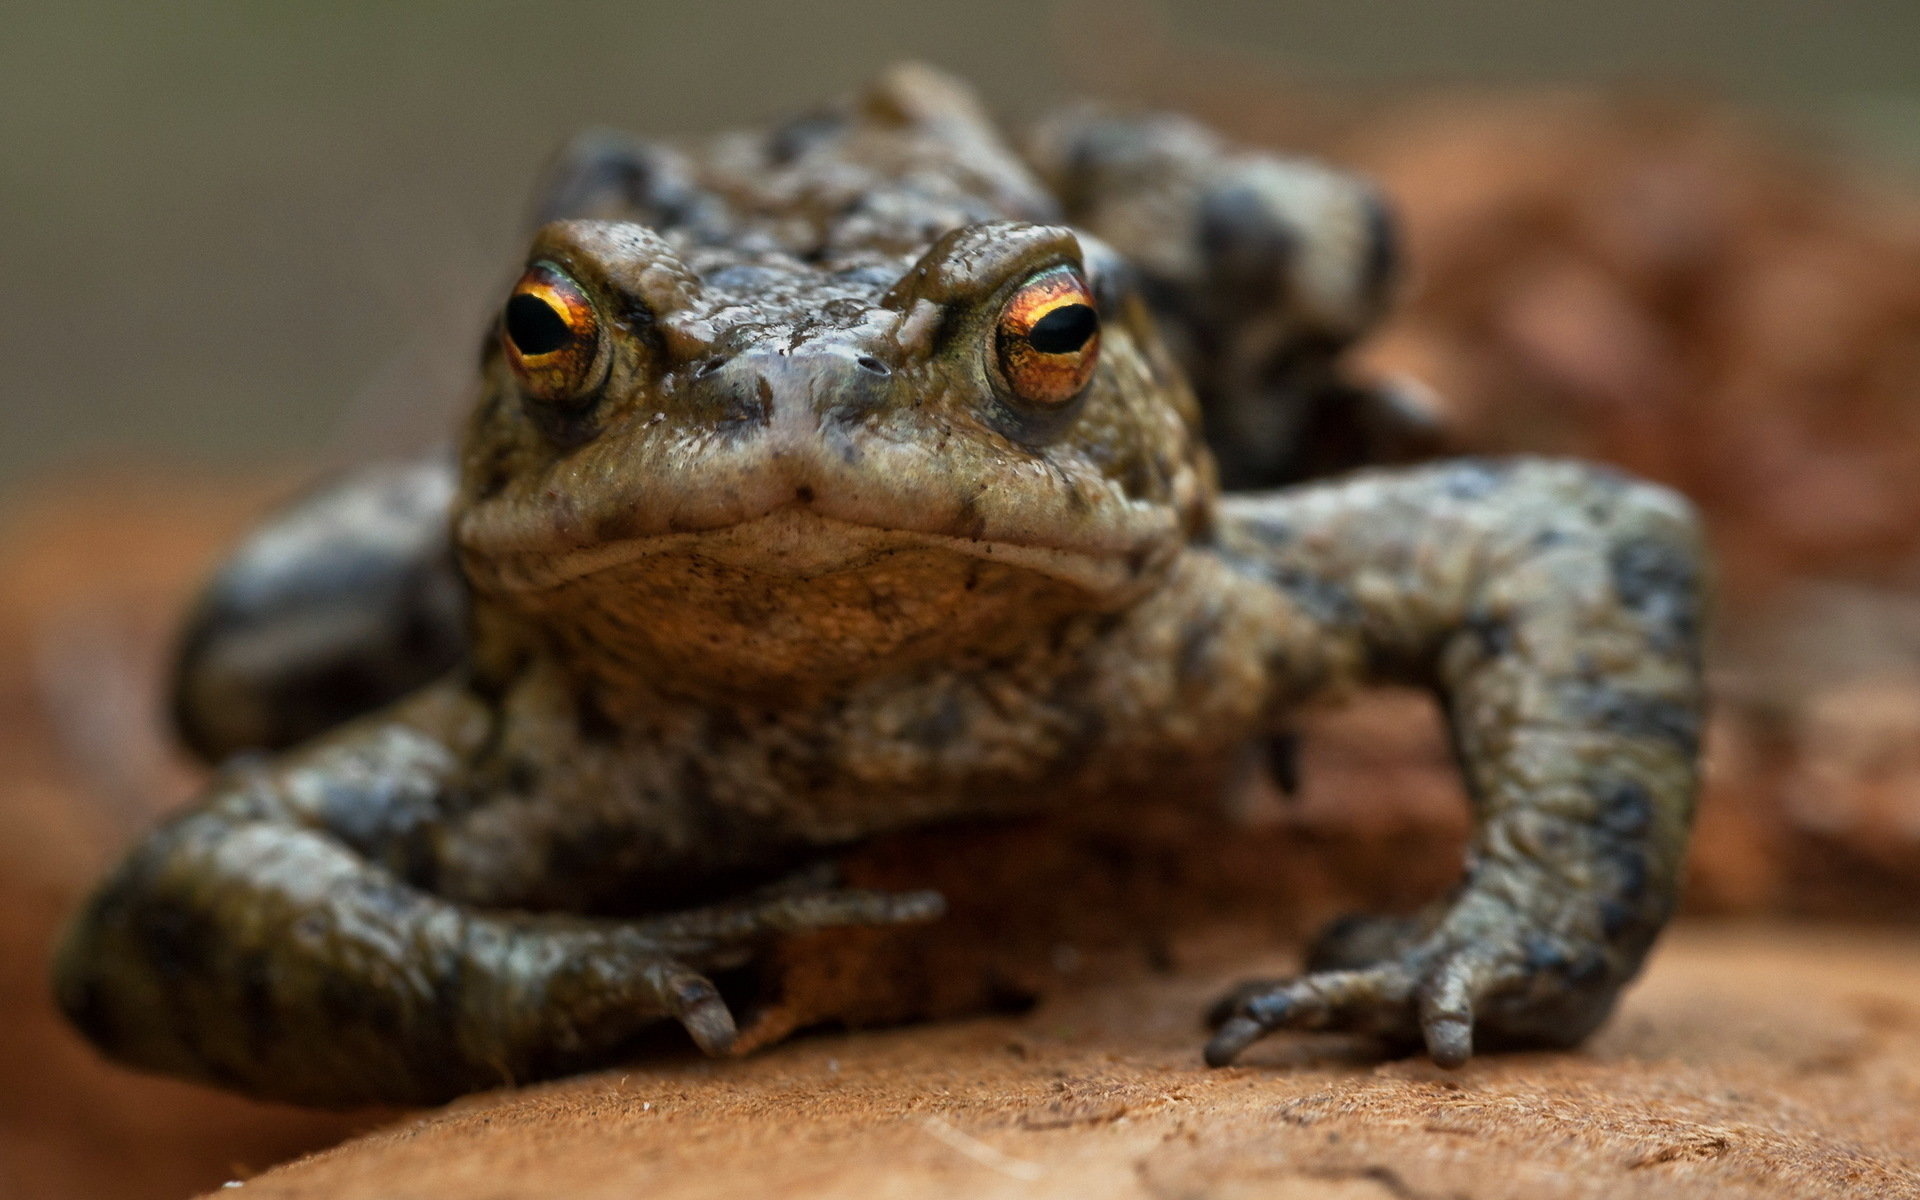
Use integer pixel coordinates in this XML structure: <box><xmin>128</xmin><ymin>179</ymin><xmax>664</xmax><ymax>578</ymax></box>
<box><xmin>218</xmin><ymin>924</ymin><xmax>1920</xmax><ymax>1200</ymax></box>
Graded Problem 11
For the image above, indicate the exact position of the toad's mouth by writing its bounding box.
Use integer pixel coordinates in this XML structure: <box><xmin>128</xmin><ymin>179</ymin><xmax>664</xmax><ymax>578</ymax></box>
<box><xmin>455</xmin><ymin>395</ymin><xmax>1195</xmax><ymax>604</ymax></box>
<box><xmin>464</xmin><ymin>504</ymin><xmax>1167</xmax><ymax>600</ymax></box>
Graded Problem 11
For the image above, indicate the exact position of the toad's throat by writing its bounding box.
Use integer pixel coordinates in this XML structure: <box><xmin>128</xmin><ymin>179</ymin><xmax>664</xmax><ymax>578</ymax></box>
<box><xmin>481</xmin><ymin>506</ymin><xmax>1169</xmax><ymax>700</ymax></box>
<box><xmin>471</xmin><ymin>506</ymin><xmax>1163</xmax><ymax>600</ymax></box>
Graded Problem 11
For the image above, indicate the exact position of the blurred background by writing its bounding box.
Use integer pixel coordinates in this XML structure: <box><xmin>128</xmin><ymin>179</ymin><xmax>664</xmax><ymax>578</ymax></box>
<box><xmin>6</xmin><ymin>0</ymin><xmax>1920</xmax><ymax>494</ymax></box>
<box><xmin>6</xmin><ymin>3</ymin><xmax>1920</xmax><ymax>1198</ymax></box>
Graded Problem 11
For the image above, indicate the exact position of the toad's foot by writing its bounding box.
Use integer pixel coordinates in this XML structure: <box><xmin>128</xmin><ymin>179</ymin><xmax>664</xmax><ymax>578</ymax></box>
<box><xmin>1203</xmin><ymin>900</ymin><xmax>1632</xmax><ymax>1069</ymax></box>
<box><xmin>616</xmin><ymin>887</ymin><xmax>947</xmax><ymax>1055</ymax></box>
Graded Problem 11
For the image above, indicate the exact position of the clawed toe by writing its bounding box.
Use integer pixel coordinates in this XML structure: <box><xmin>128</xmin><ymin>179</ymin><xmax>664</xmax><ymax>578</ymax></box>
<box><xmin>647</xmin><ymin>963</ymin><xmax>739</xmax><ymax>1055</ymax></box>
<box><xmin>1203</xmin><ymin>1016</ymin><xmax>1267</xmax><ymax>1066</ymax></box>
<box><xmin>637</xmin><ymin>887</ymin><xmax>947</xmax><ymax>947</ymax></box>
<box><xmin>1199</xmin><ymin>963</ymin><xmax>1418</xmax><ymax>1067</ymax></box>
<box><xmin>1204</xmin><ymin>977</ymin><xmax>1286</xmax><ymax>1029</ymax></box>
<box><xmin>755</xmin><ymin>887</ymin><xmax>947</xmax><ymax>933</ymax></box>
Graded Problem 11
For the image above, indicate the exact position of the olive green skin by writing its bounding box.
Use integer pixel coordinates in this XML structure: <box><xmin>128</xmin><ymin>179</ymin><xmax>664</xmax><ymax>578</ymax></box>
<box><xmin>54</xmin><ymin>65</ymin><xmax>1705</xmax><ymax>1107</ymax></box>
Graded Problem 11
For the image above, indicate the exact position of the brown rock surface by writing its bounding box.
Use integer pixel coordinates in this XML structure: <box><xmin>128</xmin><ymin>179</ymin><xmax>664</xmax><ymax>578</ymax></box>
<box><xmin>215</xmin><ymin>924</ymin><xmax>1920</xmax><ymax>1200</ymax></box>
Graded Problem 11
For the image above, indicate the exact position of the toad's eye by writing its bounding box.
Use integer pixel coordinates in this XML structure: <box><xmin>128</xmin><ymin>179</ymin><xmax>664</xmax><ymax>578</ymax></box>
<box><xmin>501</xmin><ymin>263</ymin><xmax>603</xmax><ymax>406</ymax></box>
<box><xmin>994</xmin><ymin>266</ymin><xmax>1100</xmax><ymax>409</ymax></box>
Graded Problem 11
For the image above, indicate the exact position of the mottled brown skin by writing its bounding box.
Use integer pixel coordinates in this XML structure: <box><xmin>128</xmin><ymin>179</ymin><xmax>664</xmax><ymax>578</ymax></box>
<box><xmin>54</xmin><ymin>66</ymin><xmax>1705</xmax><ymax>1108</ymax></box>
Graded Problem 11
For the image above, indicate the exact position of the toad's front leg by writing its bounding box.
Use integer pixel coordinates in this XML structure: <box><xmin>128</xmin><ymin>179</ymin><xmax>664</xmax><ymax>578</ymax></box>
<box><xmin>53</xmin><ymin>686</ymin><xmax>940</xmax><ymax>1107</ymax></box>
<box><xmin>1204</xmin><ymin>458</ymin><xmax>1705</xmax><ymax>1067</ymax></box>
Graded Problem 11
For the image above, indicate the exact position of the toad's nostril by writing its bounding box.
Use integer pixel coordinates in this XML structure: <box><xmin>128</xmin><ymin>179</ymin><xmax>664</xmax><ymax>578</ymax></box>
<box><xmin>855</xmin><ymin>356</ymin><xmax>891</xmax><ymax>377</ymax></box>
<box><xmin>795</xmin><ymin>485</ymin><xmax>816</xmax><ymax>504</ymax></box>
<box><xmin>696</xmin><ymin>356</ymin><xmax>730</xmax><ymax>378</ymax></box>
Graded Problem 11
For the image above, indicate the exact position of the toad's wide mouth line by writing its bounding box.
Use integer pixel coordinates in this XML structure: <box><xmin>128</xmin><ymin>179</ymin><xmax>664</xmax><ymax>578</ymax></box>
<box><xmin>472</xmin><ymin>505</ymin><xmax>1156</xmax><ymax>597</ymax></box>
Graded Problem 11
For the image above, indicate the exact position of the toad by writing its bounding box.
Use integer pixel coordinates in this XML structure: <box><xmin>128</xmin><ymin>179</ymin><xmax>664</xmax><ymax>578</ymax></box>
<box><xmin>55</xmin><ymin>65</ymin><xmax>1704</xmax><ymax>1107</ymax></box>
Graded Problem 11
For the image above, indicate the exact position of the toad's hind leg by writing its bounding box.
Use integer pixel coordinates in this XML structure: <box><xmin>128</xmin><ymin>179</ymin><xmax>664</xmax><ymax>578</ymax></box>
<box><xmin>57</xmin><ymin>686</ymin><xmax>942</xmax><ymax>1107</ymax></box>
<box><xmin>1023</xmin><ymin>108</ymin><xmax>1443</xmax><ymax>488</ymax></box>
<box><xmin>172</xmin><ymin>457</ymin><xmax>466</xmax><ymax>762</ymax></box>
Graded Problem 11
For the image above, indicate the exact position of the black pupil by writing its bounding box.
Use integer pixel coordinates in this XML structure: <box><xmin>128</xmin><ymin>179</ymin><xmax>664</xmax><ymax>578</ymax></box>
<box><xmin>505</xmin><ymin>293</ymin><xmax>574</xmax><ymax>356</ymax></box>
<box><xmin>1026</xmin><ymin>303</ymin><xmax>1097</xmax><ymax>355</ymax></box>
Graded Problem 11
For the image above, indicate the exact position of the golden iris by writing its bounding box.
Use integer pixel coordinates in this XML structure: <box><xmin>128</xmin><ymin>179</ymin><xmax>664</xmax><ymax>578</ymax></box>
<box><xmin>994</xmin><ymin>266</ymin><xmax>1100</xmax><ymax>408</ymax></box>
<box><xmin>501</xmin><ymin>263</ymin><xmax>603</xmax><ymax>406</ymax></box>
